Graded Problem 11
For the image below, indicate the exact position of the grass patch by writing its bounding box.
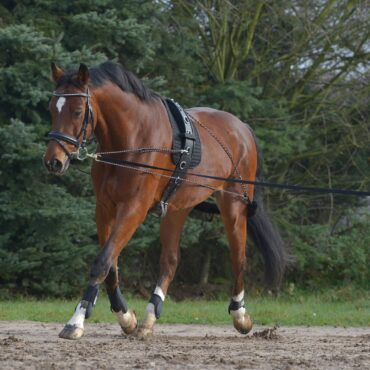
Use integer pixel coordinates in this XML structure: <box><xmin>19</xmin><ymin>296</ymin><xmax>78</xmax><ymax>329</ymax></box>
<box><xmin>0</xmin><ymin>290</ymin><xmax>369</xmax><ymax>327</ymax></box>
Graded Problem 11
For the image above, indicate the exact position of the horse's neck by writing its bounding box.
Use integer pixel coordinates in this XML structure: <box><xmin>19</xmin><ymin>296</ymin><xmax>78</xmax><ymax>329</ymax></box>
<box><xmin>93</xmin><ymin>86</ymin><xmax>163</xmax><ymax>151</ymax></box>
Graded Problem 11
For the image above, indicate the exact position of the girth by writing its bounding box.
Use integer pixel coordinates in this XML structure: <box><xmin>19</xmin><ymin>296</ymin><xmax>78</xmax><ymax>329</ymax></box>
<box><xmin>151</xmin><ymin>98</ymin><xmax>201</xmax><ymax>217</ymax></box>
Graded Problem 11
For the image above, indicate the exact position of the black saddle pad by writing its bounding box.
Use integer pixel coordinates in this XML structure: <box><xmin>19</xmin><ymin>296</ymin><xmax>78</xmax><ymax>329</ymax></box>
<box><xmin>163</xmin><ymin>98</ymin><xmax>202</xmax><ymax>168</ymax></box>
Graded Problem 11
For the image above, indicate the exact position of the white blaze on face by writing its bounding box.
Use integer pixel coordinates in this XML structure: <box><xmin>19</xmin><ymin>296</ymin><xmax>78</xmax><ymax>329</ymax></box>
<box><xmin>56</xmin><ymin>97</ymin><xmax>66</xmax><ymax>113</ymax></box>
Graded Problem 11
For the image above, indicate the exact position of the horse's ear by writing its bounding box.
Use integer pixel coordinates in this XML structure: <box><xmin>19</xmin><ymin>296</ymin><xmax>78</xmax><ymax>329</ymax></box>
<box><xmin>77</xmin><ymin>63</ymin><xmax>89</xmax><ymax>86</ymax></box>
<box><xmin>51</xmin><ymin>62</ymin><xmax>64</xmax><ymax>83</ymax></box>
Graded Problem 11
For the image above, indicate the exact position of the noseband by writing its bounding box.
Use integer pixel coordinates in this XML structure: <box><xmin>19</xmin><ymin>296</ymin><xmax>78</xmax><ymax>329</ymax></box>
<box><xmin>47</xmin><ymin>88</ymin><xmax>94</xmax><ymax>160</ymax></box>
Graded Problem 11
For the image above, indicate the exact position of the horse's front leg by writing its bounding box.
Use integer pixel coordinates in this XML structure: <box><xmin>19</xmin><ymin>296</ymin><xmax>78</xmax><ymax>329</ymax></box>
<box><xmin>137</xmin><ymin>208</ymin><xmax>192</xmax><ymax>339</ymax></box>
<box><xmin>59</xmin><ymin>203</ymin><xmax>145</xmax><ymax>340</ymax></box>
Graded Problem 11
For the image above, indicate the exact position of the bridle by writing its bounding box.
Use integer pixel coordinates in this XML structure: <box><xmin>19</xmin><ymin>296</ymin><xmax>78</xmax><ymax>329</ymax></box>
<box><xmin>47</xmin><ymin>88</ymin><xmax>94</xmax><ymax>160</ymax></box>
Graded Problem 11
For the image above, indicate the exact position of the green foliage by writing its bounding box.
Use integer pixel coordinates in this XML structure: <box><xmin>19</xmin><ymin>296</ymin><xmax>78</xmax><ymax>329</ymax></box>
<box><xmin>0</xmin><ymin>120</ymin><xmax>97</xmax><ymax>297</ymax></box>
<box><xmin>1</xmin><ymin>289</ymin><xmax>369</xmax><ymax>326</ymax></box>
<box><xmin>200</xmin><ymin>80</ymin><xmax>263</xmax><ymax>119</ymax></box>
<box><xmin>288</xmin><ymin>216</ymin><xmax>370</xmax><ymax>289</ymax></box>
<box><xmin>0</xmin><ymin>23</ymin><xmax>106</xmax><ymax>123</ymax></box>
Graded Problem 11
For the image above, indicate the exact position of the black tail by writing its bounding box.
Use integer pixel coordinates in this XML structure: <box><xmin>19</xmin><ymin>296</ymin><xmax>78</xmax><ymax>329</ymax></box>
<box><xmin>247</xmin><ymin>142</ymin><xmax>288</xmax><ymax>288</ymax></box>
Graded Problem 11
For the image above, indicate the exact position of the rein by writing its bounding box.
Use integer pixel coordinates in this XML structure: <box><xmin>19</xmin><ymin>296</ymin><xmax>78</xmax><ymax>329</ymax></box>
<box><xmin>47</xmin><ymin>89</ymin><xmax>94</xmax><ymax>160</ymax></box>
<box><xmin>86</xmin><ymin>152</ymin><xmax>370</xmax><ymax>198</ymax></box>
<box><xmin>87</xmin><ymin>151</ymin><xmax>248</xmax><ymax>200</ymax></box>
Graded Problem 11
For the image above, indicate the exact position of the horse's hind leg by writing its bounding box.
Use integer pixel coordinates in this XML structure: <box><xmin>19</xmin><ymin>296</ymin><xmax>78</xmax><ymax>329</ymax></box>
<box><xmin>217</xmin><ymin>193</ymin><xmax>253</xmax><ymax>334</ymax></box>
<box><xmin>137</xmin><ymin>208</ymin><xmax>192</xmax><ymax>339</ymax></box>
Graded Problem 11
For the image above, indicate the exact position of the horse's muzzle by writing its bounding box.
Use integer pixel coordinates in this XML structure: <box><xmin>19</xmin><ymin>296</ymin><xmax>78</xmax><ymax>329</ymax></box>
<box><xmin>43</xmin><ymin>155</ymin><xmax>69</xmax><ymax>175</ymax></box>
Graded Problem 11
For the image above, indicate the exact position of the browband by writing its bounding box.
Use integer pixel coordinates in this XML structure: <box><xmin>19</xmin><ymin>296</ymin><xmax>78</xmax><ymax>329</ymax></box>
<box><xmin>52</xmin><ymin>92</ymin><xmax>91</xmax><ymax>98</ymax></box>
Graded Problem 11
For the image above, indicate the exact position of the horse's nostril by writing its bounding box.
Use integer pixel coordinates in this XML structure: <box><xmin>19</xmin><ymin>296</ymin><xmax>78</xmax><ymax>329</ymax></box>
<box><xmin>51</xmin><ymin>158</ymin><xmax>63</xmax><ymax>172</ymax></box>
<box><xmin>43</xmin><ymin>158</ymin><xmax>53</xmax><ymax>171</ymax></box>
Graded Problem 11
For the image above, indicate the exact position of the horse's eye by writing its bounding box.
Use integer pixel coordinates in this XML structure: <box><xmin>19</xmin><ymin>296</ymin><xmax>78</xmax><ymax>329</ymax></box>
<box><xmin>74</xmin><ymin>111</ymin><xmax>82</xmax><ymax>118</ymax></box>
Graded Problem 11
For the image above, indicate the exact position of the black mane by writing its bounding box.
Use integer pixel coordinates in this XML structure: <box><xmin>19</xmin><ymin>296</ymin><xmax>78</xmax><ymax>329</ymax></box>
<box><xmin>56</xmin><ymin>61</ymin><xmax>159</xmax><ymax>102</ymax></box>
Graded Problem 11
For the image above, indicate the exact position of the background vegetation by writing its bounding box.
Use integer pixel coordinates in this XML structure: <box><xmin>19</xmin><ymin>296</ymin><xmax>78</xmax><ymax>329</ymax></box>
<box><xmin>0</xmin><ymin>0</ymin><xmax>369</xmax><ymax>298</ymax></box>
<box><xmin>1</xmin><ymin>289</ymin><xmax>369</xmax><ymax>326</ymax></box>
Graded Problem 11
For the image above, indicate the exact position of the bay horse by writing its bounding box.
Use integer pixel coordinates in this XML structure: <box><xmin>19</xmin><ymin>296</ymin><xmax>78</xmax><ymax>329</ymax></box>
<box><xmin>44</xmin><ymin>61</ymin><xmax>287</xmax><ymax>340</ymax></box>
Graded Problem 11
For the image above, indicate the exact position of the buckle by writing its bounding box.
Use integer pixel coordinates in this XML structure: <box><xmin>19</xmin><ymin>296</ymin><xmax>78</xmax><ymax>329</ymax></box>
<box><xmin>160</xmin><ymin>201</ymin><xmax>168</xmax><ymax>217</ymax></box>
<box><xmin>74</xmin><ymin>147</ymin><xmax>89</xmax><ymax>161</ymax></box>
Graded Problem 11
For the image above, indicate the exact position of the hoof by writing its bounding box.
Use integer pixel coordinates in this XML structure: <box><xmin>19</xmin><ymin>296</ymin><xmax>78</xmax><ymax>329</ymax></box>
<box><xmin>116</xmin><ymin>309</ymin><xmax>138</xmax><ymax>335</ymax></box>
<box><xmin>58</xmin><ymin>324</ymin><xmax>84</xmax><ymax>340</ymax></box>
<box><xmin>136</xmin><ymin>311</ymin><xmax>156</xmax><ymax>340</ymax></box>
<box><xmin>136</xmin><ymin>325</ymin><xmax>153</xmax><ymax>340</ymax></box>
<box><xmin>233</xmin><ymin>313</ymin><xmax>253</xmax><ymax>335</ymax></box>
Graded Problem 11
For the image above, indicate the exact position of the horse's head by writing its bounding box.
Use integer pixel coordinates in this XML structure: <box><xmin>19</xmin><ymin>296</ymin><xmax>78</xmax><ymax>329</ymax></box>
<box><xmin>44</xmin><ymin>63</ymin><xmax>95</xmax><ymax>174</ymax></box>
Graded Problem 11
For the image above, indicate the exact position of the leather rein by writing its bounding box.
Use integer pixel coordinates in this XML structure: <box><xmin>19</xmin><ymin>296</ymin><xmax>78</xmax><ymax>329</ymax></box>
<box><xmin>47</xmin><ymin>88</ymin><xmax>94</xmax><ymax>160</ymax></box>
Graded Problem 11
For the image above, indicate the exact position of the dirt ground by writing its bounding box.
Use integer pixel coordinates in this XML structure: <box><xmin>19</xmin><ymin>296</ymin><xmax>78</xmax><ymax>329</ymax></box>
<box><xmin>0</xmin><ymin>321</ymin><xmax>369</xmax><ymax>369</ymax></box>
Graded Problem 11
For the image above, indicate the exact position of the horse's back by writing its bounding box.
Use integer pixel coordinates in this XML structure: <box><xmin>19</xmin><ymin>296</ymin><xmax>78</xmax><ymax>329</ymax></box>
<box><xmin>187</xmin><ymin>106</ymin><xmax>257</xmax><ymax>167</ymax></box>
